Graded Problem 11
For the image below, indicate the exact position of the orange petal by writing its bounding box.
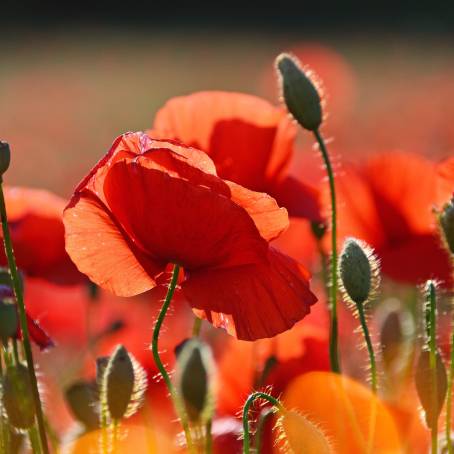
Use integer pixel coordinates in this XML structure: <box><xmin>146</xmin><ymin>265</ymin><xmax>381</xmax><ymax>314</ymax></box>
<box><xmin>153</xmin><ymin>91</ymin><xmax>296</xmax><ymax>189</ymax></box>
<box><xmin>182</xmin><ymin>248</ymin><xmax>317</xmax><ymax>341</ymax></box>
<box><xmin>283</xmin><ymin>371</ymin><xmax>402</xmax><ymax>454</ymax></box>
<box><xmin>64</xmin><ymin>191</ymin><xmax>162</xmax><ymax>296</ymax></box>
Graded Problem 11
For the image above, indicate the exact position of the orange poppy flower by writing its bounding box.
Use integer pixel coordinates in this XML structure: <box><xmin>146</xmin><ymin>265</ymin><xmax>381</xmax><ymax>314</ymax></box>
<box><xmin>331</xmin><ymin>151</ymin><xmax>454</xmax><ymax>285</ymax></box>
<box><xmin>63</xmin><ymin>132</ymin><xmax>317</xmax><ymax>341</ymax></box>
<box><xmin>1</xmin><ymin>187</ymin><xmax>83</xmax><ymax>285</ymax></box>
<box><xmin>150</xmin><ymin>91</ymin><xmax>322</xmax><ymax>222</ymax></box>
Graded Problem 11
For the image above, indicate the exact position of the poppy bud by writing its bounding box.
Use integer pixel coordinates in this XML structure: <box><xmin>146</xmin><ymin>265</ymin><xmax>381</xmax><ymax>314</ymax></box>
<box><xmin>176</xmin><ymin>339</ymin><xmax>215</xmax><ymax>423</ymax></box>
<box><xmin>380</xmin><ymin>310</ymin><xmax>404</xmax><ymax>370</ymax></box>
<box><xmin>65</xmin><ymin>380</ymin><xmax>99</xmax><ymax>431</ymax></box>
<box><xmin>0</xmin><ymin>300</ymin><xmax>18</xmax><ymax>345</ymax></box>
<box><xmin>2</xmin><ymin>364</ymin><xmax>36</xmax><ymax>429</ymax></box>
<box><xmin>0</xmin><ymin>142</ymin><xmax>11</xmax><ymax>176</ymax></box>
<box><xmin>276</xmin><ymin>409</ymin><xmax>333</xmax><ymax>454</ymax></box>
<box><xmin>0</xmin><ymin>267</ymin><xmax>24</xmax><ymax>295</ymax></box>
<box><xmin>101</xmin><ymin>345</ymin><xmax>147</xmax><ymax>421</ymax></box>
<box><xmin>276</xmin><ymin>53</ymin><xmax>323</xmax><ymax>132</ymax></box>
<box><xmin>339</xmin><ymin>238</ymin><xmax>380</xmax><ymax>306</ymax></box>
<box><xmin>439</xmin><ymin>197</ymin><xmax>454</xmax><ymax>255</ymax></box>
<box><xmin>415</xmin><ymin>349</ymin><xmax>447</xmax><ymax>429</ymax></box>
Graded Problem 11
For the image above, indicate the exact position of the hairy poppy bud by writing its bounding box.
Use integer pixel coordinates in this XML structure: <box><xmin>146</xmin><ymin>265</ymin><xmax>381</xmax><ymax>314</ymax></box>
<box><xmin>96</xmin><ymin>356</ymin><xmax>109</xmax><ymax>384</ymax></box>
<box><xmin>65</xmin><ymin>380</ymin><xmax>99</xmax><ymax>431</ymax></box>
<box><xmin>339</xmin><ymin>238</ymin><xmax>380</xmax><ymax>306</ymax></box>
<box><xmin>0</xmin><ymin>300</ymin><xmax>18</xmax><ymax>344</ymax></box>
<box><xmin>176</xmin><ymin>339</ymin><xmax>215</xmax><ymax>423</ymax></box>
<box><xmin>415</xmin><ymin>349</ymin><xmax>447</xmax><ymax>429</ymax></box>
<box><xmin>101</xmin><ymin>345</ymin><xmax>147</xmax><ymax>421</ymax></box>
<box><xmin>0</xmin><ymin>142</ymin><xmax>11</xmax><ymax>176</ymax></box>
<box><xmin>2</xmin><ymin>364</ymin><xmax>35</xmax><ymax>429</ymax></box>
<box><xmin>0</xmin><ymin>267</ymin><xmax>24</xmax><ymax>295</ymax></box>
<box><xmin>276</xmin><ymin>409</ymin><xmax>333</xmax><ymax>454</ymax></box>
<box><xmin>440</xmin><ymin>197</ymin><xmax>454</xmax><ymax>255</ymax></box>
<box><xmin>276</xmin><ymin>53</ymin><xmax>322</xmax><ymax>131</ymax></box>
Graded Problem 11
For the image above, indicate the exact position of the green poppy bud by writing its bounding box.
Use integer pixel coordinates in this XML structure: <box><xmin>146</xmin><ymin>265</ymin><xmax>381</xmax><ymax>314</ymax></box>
<box><xmin>339</xmin><ymin>238</ymin><xmax>380</xmax><ymax>306</ymax></box>
<box><xmin>101</xmin><ymin>345</ymin><xmax>147</xmax><ymax>421</ymax></box>
<box><xmin>176</xmin><ymin>339</ymin><xmax>215</xmax><ymax>423</ymax></box>
<box><xmin>2</xmin><ymin>364</ymin><xmax>36</xmax><ymax>429</ymax></box>
<box><xmin>415</xmin><ymin>349</ymin><xmax>447</xmax><ymax>430</ymax></box>
<box><xmin>276</xmin><ymin>53</ymin><xmax>323</xmax><ymax>132</ymax></box>
<box><xmin>65</xmin><ymin>380</ymin><xmax>99</xmax><ymax>431</ymax></box>
<box><xmin>440</xmin><ymin>197</ymin><xmax>454</xmax><ymax>255</ymax></box>
<box><xmin>0</xmin><ymin>142</ymin><xmax>11</xmax><ymax>176</ymax></box>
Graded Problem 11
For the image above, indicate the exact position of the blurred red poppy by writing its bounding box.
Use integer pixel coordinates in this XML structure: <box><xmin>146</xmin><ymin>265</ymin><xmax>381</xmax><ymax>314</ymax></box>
<box><xmin>150</xmin><ymin>91</ymin><xmax>322</xmax><ymax>222</ymax></box>
<box><xmin>63</xmin><ymin>132</ymin><xmax>317</xmax><ymax>341</ymax></box>
<box><xmin>1</xmin><ymin>187</ymin><xmax>83</xmax><ymax>285</ymax></box>
<box><xmin>328</xmin><ymin>151</ymin><xmax>454</xmax><ymax>285</ymax></box>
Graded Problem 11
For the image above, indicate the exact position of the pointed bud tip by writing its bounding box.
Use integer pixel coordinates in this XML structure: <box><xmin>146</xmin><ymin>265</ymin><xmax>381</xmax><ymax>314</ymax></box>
<box><xmin>275</xmin><ymin>53</ymin><xmax>323</xmax><ymax>132</ymax></box>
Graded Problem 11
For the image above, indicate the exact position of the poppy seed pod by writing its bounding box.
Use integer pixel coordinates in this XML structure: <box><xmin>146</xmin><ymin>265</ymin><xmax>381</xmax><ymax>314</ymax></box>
<box><xmin>176</xmin><ymin>339</ymin><xmax>215</xmax><ymax>423</ymax></box>
<box><xmin>2</xmin><ymin>364</ymin><xmax>36</xmax><ymax>429</ymax></box>
<box><xmin>339</xmin><ymin>238</ymin><xmax>380</xmax><ymax>306</ymax></box>
<box><xmin>101</xmin><ymin>345</ymin><xmax>147</xmax><ymax>421</ymax></box>
<box><xmin>276</xmin><ymin>53</ymin><xmax>322</xmax><ymax>132</ymax></box>
<box><xmin>65</xmin><ymin>381</ymin><xmax>99</xmax><ymax>431</ymax></box>
<box><xmin>0</xmin><ymin>141</ymin><xmax>11</xmax><ymax>176</ymax></box>
<box><xmin>440</xmin><ymin>197</ymin><xmax>454</xmax><ymax>255</ymax></box>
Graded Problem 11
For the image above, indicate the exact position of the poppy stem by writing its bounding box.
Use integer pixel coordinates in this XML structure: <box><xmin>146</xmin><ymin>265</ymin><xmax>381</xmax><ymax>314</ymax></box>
<box><xmin>313</xmin><ymin>129</ymin><xmax>341</xmax><ymax>373</ymax></box>
<box><xmin>356</xmin><ymin>303</ymin><xmax>377</xmax><ymax>394</ymax></box>
<box><xmin>192</xmin><ymin>317</ymin><xmax>202</xmax><ymax>337</ymax></box>
<box><xmin>255</xmin><ymin>407</ymin><xmax>274</xmax><ymax>454</ymax></box>
<box><xmin>425</xmin><ymin>281</ymin><xmax>438</xmax><ymax>454</ymax></box>
<box><xmin>242</xmin><ymin>391</ymin><xmax>284</xmax><ymax>454</ymax></box>
<box><xmin>151</xmin><ymin>264</ymin><xmax>196</xmax><ymax>453</ymax></box>
<box><xmin>446</xmin><ymin>329</ymin><xmax>454</xmax><ymax>454</ymax></box>
<box><xmin>0</xmin><ymin>181</ymin><xmax>49</xmax><ymax>454</ymax></box>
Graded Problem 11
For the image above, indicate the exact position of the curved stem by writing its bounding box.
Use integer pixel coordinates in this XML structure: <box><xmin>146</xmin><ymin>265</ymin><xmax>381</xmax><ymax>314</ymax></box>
<box><xmin>242</xmin><ymin>392</ymin><xmax>284</xmax><ymax>454</ymax></box>
<box><xmin>151</xmin><ymin>264</ymin><xmax>195</xmax><ymax>453</ymax></box>
<box><xmin>0</xmin><ymin>181</ymin><xmax>49</xmax><ymax>454</ymax></box>
<box><xmin>446</xmin><ymin>330</ymin><xmax>454</xmax><ymax>454</ymax></box>
<box><xmin>356</xmin><ymin>303</ymin><xmax>377</xmax><ymax>394</ymax></box>
<box><xmin>313</xmin><ymin>130</ymin><xmax>340</xmax><ymax>373</ymax></box>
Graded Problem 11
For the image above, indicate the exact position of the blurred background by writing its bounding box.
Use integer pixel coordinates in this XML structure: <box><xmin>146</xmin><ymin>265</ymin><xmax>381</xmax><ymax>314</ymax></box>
<box><xmin>1</xmin><ymin>3</ymin><xmax>454</xmax><ymax>198</ymax></box>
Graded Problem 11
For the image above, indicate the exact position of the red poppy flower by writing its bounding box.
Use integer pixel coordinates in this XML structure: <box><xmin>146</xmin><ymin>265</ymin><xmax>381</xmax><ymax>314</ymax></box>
<box><xmin>1</xmin><ymin>187</ymin><xmax>84</xmax><ymax>285</ymax></box>
<box><xmin>63</xmin><ymin>132</ymin><xmax>317</xmax><ymax>341</ymax></box>
<box><xmin>150</xmin><ymin>91</ymin><xmax>322</xmax><ymax>222</ymax></box>
<box><xmin>330</xmin><ymin>151</ymin><xmax>454</xmax><ymax>285</ymax></box>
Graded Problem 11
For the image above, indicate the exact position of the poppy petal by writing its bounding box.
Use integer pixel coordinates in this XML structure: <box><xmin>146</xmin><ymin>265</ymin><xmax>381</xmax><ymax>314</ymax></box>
<box><xmin>225</xmin><ymin>180</ymin><xmax>288</xmax><ymax>242</ymax></box>
<box><xmin>25</xmin><ymin>312</ymin><xmax>55</xmax><ymax>350</ymax></box>
<box><xmin>182</xmin><ymin>248</ymin><xmax>317</xmax><ymax>341</ymax></box>
<box><xmin>63</xmin><ymin>191</ymin><xmax>163</xmax><ymax>297</ymax></box>
<box><xmin>153</xmin><ymin>91</ymin><xmax>295</xmax><ymax>189</ymax></box>
<box><xmin>270</xmin><ymin>175</ymin><xmax>323</xmax><ymax>222</ymax></box>
<box><xmin>102</xmin><ymin>159</ymin><xmax>267</xmax><ymax>270</ymax></box>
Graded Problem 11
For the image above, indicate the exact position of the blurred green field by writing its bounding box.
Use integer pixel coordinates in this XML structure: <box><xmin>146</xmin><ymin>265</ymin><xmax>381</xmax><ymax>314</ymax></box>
<box><xmin>0</xmin><ymin>29</ymin><xmax>453</xmax><ymax>197</ymax></box>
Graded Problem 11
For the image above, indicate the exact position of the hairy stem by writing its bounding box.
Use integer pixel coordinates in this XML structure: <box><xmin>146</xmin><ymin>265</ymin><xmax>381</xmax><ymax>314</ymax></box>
<box><xmin>314</xmin><ymin>130</ymin><xmax>340</xmax><ymax>373</ymax></box>
<box><xmin>0</xmin><ymin>181</ymin><xmax>49</xmax><ymax>454</ymax></box>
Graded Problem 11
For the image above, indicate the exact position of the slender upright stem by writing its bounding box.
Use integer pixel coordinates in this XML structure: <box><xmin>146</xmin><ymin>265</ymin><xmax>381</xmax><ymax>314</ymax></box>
<box><xmin>0</xmin><ymin>181</ymin><xmax>49</xmax><ymax>454</ymax></box>
<box><xmin>242</xmin><ymin>392</ymin><xmax>284</xmax><ymax>454</ymax></box>
<box><xmin>446</xmin><ymin>330</ymin><xmax>454</xmax><ymax>454</ymax></box>
<box><xmin>356</xmin><ymin>303</ymin><xmax>377</xmax><ymax>394</ymax></box>
<box><xmin>313</xmin><ymin>130</ymin><xmax>340</xmax><ymax>373</ymax></box>
<box><xmin>28</xmin><ymin>426</ymin><xmax>42</xmax><ymax>454</ymax></box>
<box><xmin>205</xmin><ymin>420</ymin><xmax>212</xmax><ymax>454</ymax></box>
<box><xmin>151</xmin><ymin>264</ymin><xmax>195</xmax><ymax>453</ymax></box>
<box><xmin>427</xmin><ymin>283</ymin><xmax>438</xmax><ymax>454</ymax></box>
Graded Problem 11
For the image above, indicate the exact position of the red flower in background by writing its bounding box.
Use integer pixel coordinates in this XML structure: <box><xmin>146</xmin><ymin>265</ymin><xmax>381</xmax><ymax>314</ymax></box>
<box><xmin>331</xmin><ymin>151</ymin><xmax>454</xmax><ymax>285</ymax></box>
<box><xmin>1</xmin><ymin>187</ymin><xmax>83</xmax><ymax>285</ymax></box>
<box><xmin>151</xmin><ymin>91</ymin><xmax>322</xmax><ymax>222</ymax></box>
<box><xmin>63</xmin><ymin>132</ymin><xmax>317</xmax><ymax>341</ymax></box>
